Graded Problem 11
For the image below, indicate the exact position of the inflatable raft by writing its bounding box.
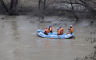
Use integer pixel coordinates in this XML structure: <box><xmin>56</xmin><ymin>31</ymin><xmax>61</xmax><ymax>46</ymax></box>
<box><xmin>36</xmin><ymin>29</ymin><xmax>74</xmax><ymax>39</ymax></box>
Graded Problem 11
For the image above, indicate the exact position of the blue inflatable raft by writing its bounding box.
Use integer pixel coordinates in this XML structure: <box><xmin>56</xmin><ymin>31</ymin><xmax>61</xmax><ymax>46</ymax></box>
<box><xmin>36</xmin><ymin>29</ymin><xmax>74</xmax><ymax>39</ymax></box>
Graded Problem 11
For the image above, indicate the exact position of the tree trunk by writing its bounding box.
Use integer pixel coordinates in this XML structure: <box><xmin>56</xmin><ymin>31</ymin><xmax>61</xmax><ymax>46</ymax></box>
<box><xmin>9</xmin><ymin>0</ymin><xmax>18</xmax><ymax>15</ymax></box>
<box><xmin>38</xmin><ymin>0</ymin><xmax>41</xmax><ymax>9</ymax></box>
<box><xmin>43</xmin><ymin>0</ymin><xmax>46</xmax><ymax>10</ymax></box>
<box><xmin>70</xmin><ymin>0</ymin><xmax>79</xmax><ymax>22</ymax></box>
<box><xmin>0</xmin><ymin>0</ymin><xmax>9</xmax><ymax>13</ymax></box>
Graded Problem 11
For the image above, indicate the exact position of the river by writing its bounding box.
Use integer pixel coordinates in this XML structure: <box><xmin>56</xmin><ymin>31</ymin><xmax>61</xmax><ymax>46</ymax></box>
<box><xmin>0</xmin><ymin>15</ymin><xmax>96</xmax><ymax>60</ymax></box>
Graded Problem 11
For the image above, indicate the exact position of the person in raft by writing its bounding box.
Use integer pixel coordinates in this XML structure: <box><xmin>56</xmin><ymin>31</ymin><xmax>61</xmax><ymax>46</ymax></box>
<box><xmin>67</xmin><ymin>25</ymin><xmax>73</xmax><ymax>34</ymax></box>
<box><xmin>44</xmin><ymin>27</ymin><xmax>49</xmax><ymax>35</ymax></box>
<box><xmin>57</xmin><ymin>26</ymin><xmax>64</xmax><ymax>35</ymax></box>
<box><xmin>48</xmin><ymin>25</ymin><xmax>53</xmax><ymax>33</ymax></box>
<box><xmin>57</xmin><ymin>28</ymin><xmax>61</xmax><ymax>35</ymax></box>
<box><xmin>59</xmin><ymin>26</ymin><xmax>64</xmax><ymax>35</ymax></box>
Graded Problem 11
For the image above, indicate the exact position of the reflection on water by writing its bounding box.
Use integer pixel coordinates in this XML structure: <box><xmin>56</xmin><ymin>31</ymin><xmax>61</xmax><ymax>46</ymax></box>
<box><xmin>11</xmin><ymin>21</ymin><xmax>20</xmax><ymax>40</ymax></box>
<box><xmin>0</xmin><ymin>15</ymin><xmax>95</xmax><ymax>60</ymax></box>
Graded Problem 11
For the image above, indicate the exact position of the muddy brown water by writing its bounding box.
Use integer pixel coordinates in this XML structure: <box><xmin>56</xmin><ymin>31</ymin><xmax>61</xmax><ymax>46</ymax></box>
<box><xmin>0</xmin><ymin>15</ymin><xmax>96</xmax><ymax>60</ymax></box>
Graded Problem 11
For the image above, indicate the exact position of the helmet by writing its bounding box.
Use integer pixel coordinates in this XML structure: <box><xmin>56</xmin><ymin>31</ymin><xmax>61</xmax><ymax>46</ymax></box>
<box><xmin>70</xmin><ymin>25</ymin><xmax>72</xmax><ymax>27</ymax></box>
<box><xmin>49</xmin><ymin>25</ymin><xmax>51</xmax><ymax>27</ymax></box>
<box><xmin>46</xmin><ymin>27</ymin><xmax>47</xmax><ymax>29</ymax></box>
<box><xmin>59</xmin><ymin>26</ymin><xmax>61</xmax><ymax>28</ymax></box>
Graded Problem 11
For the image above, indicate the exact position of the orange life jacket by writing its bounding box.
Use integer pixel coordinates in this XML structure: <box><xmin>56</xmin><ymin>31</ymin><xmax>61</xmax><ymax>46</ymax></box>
<box><xmin>57</xmin><ymin>29</ymin><xmax>61</xmax><ymax>35</ymax></box>
<box><xmin>60</xmin><ymin>27</ymin><xmax>64</xmax><ymax>35</ymax></box>
<box><xmin>49</xmin><ymin>27</ymin><xmax>53</xmax><ymax>32</ymax></box>
<box><xmin>67</xmin><ymin>27</ymin><xmax>73</xmax><ymax>34</ymax></box>
<box><xmin>69</xmin><ymin>27</ymin><xmax>73</xmax><ymax>33</ymax></box>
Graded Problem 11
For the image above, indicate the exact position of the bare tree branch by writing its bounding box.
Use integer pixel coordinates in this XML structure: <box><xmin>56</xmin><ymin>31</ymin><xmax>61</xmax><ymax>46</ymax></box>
<box><xmin>9</xmin><ymin>0</ymin><xmax>18</xmax><ymax>15</ymax></box>
<box><xmin>90</xmin><ymin>0</ymin><xmax>96</xmax><ymax>4</ymax></box>
<box><xmin>70</xmin><ymin>0</ymin><xmax>79</xmax><ymax>22</ymax></box>
<box><xmin>38</xmin><ymin>0</ymin><xmax>41</xmax><ymax>9</ymax></box>
<box><xmin>0</xmin><ymin>0</ymin><xmax>9</xmax><ymax>13</ymax></box>
<box><xmin>79</xmin><ymin>0</ymin><xmax>96</xmax><ymax>14</ymax></box>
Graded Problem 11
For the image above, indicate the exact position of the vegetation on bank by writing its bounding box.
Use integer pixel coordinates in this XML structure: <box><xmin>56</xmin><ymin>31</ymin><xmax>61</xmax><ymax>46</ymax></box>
<box><xmin>0</xmin><ymin>0</ymin><xmax>96</xmax><ymax>25</ymax></box>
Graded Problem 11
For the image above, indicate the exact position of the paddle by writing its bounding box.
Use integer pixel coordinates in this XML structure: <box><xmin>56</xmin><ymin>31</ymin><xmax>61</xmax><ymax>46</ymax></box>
<box><xmin>73</xmin><ymin>35</ymin><xmax>75</xmax><ymax>39</ymax></box>
<box><xmin>58</xmin><ymin>35</ymin><xmax>60</xmax><ymax>39</ymax></box>
<box><xmin>71</xmin><ymin>33</ymin><xmax>75</xmax><ymax>39</ymax></box>
<box><xmin>74</xmin><ymin>36</ymin><xmax>75</xmax><ymax>39</ymax></box>
<box><xmin>72</xmin><ymin>32</ymin><xmax>75</xmax><ymax>39</ymax></box>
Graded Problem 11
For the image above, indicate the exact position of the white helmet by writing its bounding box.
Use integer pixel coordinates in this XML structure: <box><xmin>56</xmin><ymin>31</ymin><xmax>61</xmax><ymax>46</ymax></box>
<box><xmin>70</xmin><ymin>25</ymin><xmax>72</xmax><ymax>27</ymax></box>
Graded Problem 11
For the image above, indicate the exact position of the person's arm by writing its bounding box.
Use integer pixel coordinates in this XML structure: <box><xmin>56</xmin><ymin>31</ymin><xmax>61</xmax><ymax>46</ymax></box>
<box><xmin>44</xmin><ymin>30</ymin><xmax>46</xmax><ymax>32</ymax></box>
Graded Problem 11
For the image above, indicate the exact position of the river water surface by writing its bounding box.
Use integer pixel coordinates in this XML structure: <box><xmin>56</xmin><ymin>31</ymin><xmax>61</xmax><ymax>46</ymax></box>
<box><xmin>0</xmin><ymin>15</ymin><xmax>96</xmax><ymax>60</ymax></box>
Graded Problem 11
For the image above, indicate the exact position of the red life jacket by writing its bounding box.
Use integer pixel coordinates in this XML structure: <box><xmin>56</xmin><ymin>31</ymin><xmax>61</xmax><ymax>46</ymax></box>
<box><xmin>45</xmin><ymin>29</ymin><xmax>49</xmax><ymax>33</ymax></box>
